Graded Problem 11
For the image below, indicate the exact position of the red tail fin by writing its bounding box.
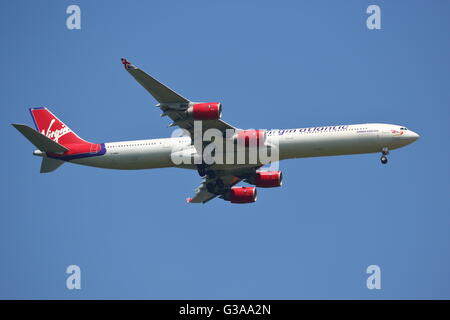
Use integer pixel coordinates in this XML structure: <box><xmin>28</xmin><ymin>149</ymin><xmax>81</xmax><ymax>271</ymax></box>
<box><xmin>29</xmin><ymin>107</ymin><xmax>89</xmax><ymax>147</ymax></box>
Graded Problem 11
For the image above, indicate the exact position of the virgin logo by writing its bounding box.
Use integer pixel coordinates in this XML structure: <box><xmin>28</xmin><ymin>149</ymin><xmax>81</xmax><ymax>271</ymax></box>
<box><xmin>41</xmin><ymin>119</ymin><xmax>72</xmax><ymax>143</ymax></box>
<box><xmin>391</xmin><ymin>129</ymin><xmax>404</xmax><ymax>136</ymax></box>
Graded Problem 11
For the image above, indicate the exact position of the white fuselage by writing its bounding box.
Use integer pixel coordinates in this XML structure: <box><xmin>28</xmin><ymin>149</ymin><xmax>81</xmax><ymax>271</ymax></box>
<box><xmin>69</xmin><ymin>123</ymin><xmax>419</xmax><ymax>170</ymax></box>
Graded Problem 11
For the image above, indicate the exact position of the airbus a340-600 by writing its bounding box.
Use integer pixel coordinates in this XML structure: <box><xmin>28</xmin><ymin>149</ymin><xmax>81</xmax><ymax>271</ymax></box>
<box><xmin>12</xmin><ymin>59</ymin><xmax>420</xmax><ymax>204</ymax></box>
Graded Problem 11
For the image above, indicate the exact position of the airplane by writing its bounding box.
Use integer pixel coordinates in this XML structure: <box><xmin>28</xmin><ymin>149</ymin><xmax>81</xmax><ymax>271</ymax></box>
<box><xmin>12</xmin><ymin>58</ymin><xmax>420</xmax><ymax>204</ymax></box>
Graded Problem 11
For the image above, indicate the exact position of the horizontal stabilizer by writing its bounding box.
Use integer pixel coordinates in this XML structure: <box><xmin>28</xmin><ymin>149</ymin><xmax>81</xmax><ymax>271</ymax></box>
<box><xmin>40</xmin><ymin>157</ymin><xmax>64</xmax><ymax>173</ymax></box>
<box><xmin>12</xmin><ymin>123</ymin><xmax>68</xmax><ymax>153</ymax></box>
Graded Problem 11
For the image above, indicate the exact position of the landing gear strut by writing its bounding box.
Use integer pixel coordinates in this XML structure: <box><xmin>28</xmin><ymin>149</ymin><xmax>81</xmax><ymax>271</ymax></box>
<box><xmin>206</xmin><ymin>179</ymin><xmax>224</xmax><ymax>194</ymax></box>
<box><xmin>380</xmin><ymin>147</ymin><xmax>389</xmax><ymax>165</ymax></box>
<box><xmin>197</xmin><ymin>164</ymin><xmax>216</xmax><ymax>178</ymax></box>
<box><xmin>197</xmin><ymin>164</ymin><xmax>207</xmax><ymax>177</ymax></box>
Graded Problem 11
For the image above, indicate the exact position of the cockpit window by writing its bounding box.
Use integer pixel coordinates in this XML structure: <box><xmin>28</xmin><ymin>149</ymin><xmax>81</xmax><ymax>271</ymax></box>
<box><xmin>400</xmin><ymin>127</ymin><xmax>408</xmax><ymax>130</ymax></box>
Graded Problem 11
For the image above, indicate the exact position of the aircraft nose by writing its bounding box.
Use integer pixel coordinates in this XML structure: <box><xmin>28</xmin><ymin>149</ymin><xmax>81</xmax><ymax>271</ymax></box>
<box><xmin>398</xmin><ymin>129</ymin><xmax>420</xmax><ymax>145</ymax></box>
<box><xmin>410</xmin><ymin>131</ymin><xmax>420</xmax><ymax>141</ymax></box>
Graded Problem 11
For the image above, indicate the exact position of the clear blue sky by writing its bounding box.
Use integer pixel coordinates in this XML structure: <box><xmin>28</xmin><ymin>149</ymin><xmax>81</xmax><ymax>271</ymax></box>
<box><xmin>1</xmin><ymin>0</ymin><xmax>449</xmax><ymax>299</ymax></box>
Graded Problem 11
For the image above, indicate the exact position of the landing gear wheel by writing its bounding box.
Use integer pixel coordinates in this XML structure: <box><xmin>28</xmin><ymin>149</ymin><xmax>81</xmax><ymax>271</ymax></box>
<box><xmin>205</xmin><ymin>170</ymin><xmax>216</xmax><ymax>179</ymax></box>
<box><xmin>380</xmin><ymin>147</ymin><xmax>389</xmax><ymax>165</ymax></box>
<box><xmin>216</xmin><ymin>179</ymin><xmax>224</xmax><ymax>190</ymax></box>
<box><xmin>206</xmin><ymin>179</ymin><xmax>224</xmax><ymax>194</ymax></box>
<box><xmin>206</xmin><ymin>183</ymin><xmax>215</xmax><ymax>193</ymax></box>
<box><xmin>197</xmin><ymin>166</ymin><xmax>206</xmax><ymax>177</ymax></box>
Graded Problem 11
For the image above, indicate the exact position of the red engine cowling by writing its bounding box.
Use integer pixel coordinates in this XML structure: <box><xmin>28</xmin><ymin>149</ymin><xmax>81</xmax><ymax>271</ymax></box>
<box><xmin>187</xmin><ymin>102</ymin><xmax>222</xmax><ymax>120</ymax></box>
<box><xmin>229</xmin><ymin>187</ymin><xmax>257</xmax><ymax>204</ymax></box>
<box><xmin>254</xmin><ymin>171</ymin><xmax>282</xmax><ymax>188</ymax></box>
<box><xmin>235</xmin><ymin>129</ymin><xmax>266</xmax><ymax>147</ymax></box>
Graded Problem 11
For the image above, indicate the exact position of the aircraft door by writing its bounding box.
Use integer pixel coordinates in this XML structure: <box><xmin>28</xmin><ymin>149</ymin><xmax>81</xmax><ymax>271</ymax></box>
<box><xmin>378</xmin><ymin>128</ymin><xmax>393</xmax><ymax>147</ymax></box>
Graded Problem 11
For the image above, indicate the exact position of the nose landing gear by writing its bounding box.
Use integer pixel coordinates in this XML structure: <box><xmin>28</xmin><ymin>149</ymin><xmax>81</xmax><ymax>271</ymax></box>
<box><xmin>380</xmin><ymin>147</ymin><xmax>389</xmax><ymax>164</ymax></box>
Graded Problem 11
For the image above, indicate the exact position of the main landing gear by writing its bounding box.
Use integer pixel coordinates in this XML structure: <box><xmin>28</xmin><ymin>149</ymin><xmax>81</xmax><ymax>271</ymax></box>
<box><xmin>380</xmin><ymin>147</ymin><xmax>389</xmax><ymax>165</ymax></box>
<box><xmin>197</xmin><ymin>164</ymin><xmax>207</xmax><ymax>177</ymax></box>
<box><xmin>197</xmin><ymin>163</ymin><xmax>216</xmax><ymax>178</ymax></box>
<box><xmin>206</xmin><ymin>179</ymin><xmax>224</xmax><ymax>194</ymax></box>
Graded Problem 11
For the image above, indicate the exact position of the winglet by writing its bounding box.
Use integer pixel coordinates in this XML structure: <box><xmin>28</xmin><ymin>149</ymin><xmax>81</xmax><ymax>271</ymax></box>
<box><xmin>121</xmin><ymin>58</ymin><xmax>136</xmax><ymax>70</ymax></box>
<box><xmin>186</xmin><ymin>197</ymin><xmax>193</xmax><ymax>203</ymax></box>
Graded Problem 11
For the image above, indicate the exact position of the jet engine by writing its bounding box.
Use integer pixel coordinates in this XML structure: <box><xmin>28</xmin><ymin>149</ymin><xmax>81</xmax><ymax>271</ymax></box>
<box><xmin>225</xmin><ymin>186</ymin><xmax>257</xmax><ymax>203</ymax></box>
<box><xmin>250</xmin><ymin>171</ymin><xmax>282</xmax><ymax>188</ymax></box>
<box><xmin>186</xmin><ymin>102</ymin><xmax>222</xmax><ymax>120</ymax></box>
<box><xmin>235</xmin><ymin>129</ymin><xmax>266</xmax><ymax>147</ymax></box>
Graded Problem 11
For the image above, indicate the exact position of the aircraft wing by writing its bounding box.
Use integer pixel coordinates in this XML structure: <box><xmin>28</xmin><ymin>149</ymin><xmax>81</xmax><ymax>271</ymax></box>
<box><xmin>121</xmin><ymin>58</ymin><xmax>261</xmax><ymax>204</ymax></box>
<box><xmin>121</xmin><ymin>58</ymin><xmax>237</xmax><ymax>137</ymax></box>
<box><xmin>187</xmin><ymin>166</ymin><xmax>261</xmax><ymax>204</ymax></box>
<box><xmin>187</xmin><ymin>174</ymin><xmax>242</xmax><ymax>204</ymax></box>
